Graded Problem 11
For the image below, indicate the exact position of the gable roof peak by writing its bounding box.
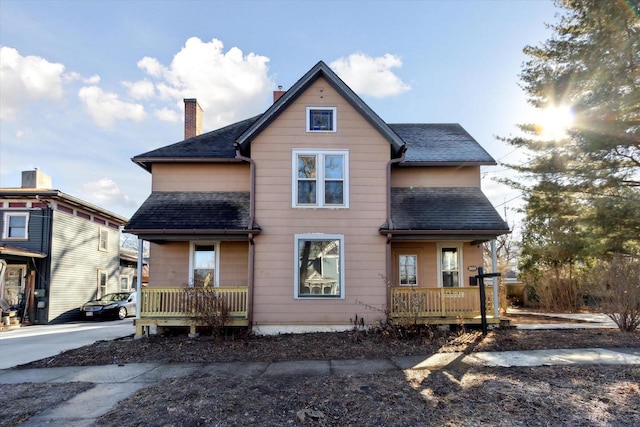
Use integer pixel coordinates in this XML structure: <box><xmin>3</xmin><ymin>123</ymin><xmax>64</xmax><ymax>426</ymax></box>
<box><xmin>236</xmin><ymin>60</ymin><xmax>405</xmax><ymax>155</ymax></box>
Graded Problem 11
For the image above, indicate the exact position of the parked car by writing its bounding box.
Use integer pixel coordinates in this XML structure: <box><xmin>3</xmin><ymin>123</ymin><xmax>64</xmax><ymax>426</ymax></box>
<box><xmin>81</xmin><ymin>292</ymin><xmax>136</xmax><ymax>320</ymax></box>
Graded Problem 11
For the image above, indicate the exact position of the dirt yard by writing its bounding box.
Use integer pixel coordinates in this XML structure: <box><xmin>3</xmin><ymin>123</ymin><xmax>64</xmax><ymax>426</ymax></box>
<box><xmin>2</xmin><ymin>315</ymin><xmax>640</xmax><ymax>426</ymax></box>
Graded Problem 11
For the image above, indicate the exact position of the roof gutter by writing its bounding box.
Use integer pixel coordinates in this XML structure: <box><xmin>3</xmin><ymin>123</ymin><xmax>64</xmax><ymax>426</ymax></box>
<box><xmin>380</xmin><ymin>229</ymin><xmax>510</xmax><ymax>236</ymax></box>
<box><xmin>124</xmin><ymin>229</ymin><xmax>260</xmax><ymax>236</ymax></box>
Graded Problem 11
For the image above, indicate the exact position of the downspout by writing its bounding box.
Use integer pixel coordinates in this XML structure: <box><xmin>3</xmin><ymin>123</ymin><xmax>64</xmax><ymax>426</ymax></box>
<box><xmin>385</xmin><ymin>145</ymin><xmax>407</xmax><ymax>308</ymax></box>
<box><xmin>235</xmin><ymin>144</ymin><xmax>256</xmax><ymax>331</ymax></box>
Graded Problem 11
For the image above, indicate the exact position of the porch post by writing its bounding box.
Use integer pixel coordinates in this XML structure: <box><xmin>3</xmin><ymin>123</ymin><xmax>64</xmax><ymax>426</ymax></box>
<box><xmin>136</xmin><ymin>239</ymin><xmax>143</xmax><ymax>320</ymax></box>
<box><xmin>491</xmin><ymin>239</ymin><xmax>499</xmax><ymax>318</ymax></box>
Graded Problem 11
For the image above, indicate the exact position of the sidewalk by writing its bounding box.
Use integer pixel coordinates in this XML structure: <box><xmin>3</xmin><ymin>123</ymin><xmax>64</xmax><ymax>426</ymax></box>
<box><xmin>2</xmin><ymin>347</ymin><xmax>639</xmax><ymax>426</ymax></box>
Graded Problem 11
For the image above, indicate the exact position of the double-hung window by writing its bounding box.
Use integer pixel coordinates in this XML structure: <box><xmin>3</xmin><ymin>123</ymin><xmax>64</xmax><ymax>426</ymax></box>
<box><xmin>2</xmin><ymin>212</ymin><xmax>29</xmax><ymax>240</ymax></box>
<box><xmin>98</xmin><ymin>228</ymin><xmax>109</xmax><ymax>252</ymax></box>
<box><xmin>295</xmin><ymin>234</ymin><xmax>344</xmax><ymax>299</ymax></box>
<box><xmin>97</xmin><ymin>270</ymin><xmax>108</xmax><ymax>298</ymax></box>
<box><xmin>293</xmin><ymin>150</ymin><xmax>349</xmax><ymax>208</ymax></box>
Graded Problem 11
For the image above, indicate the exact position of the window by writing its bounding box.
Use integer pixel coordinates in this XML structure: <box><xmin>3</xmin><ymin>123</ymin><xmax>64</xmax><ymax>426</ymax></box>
<box><xmin>292</xmin><ymin>150</ymin><xmax>349</xmax><ymax>208</ymax></box>
<box><xmin>399</xmin><ymin>255</ymin><xmax>417</xmax><ymax>285</ymax></box>
<box><xmin>295</xmin><ymin>234</ymin><xmax>344</xmax><ymax>299</ymax></box>
<box><xmin>97</xmin><ymin>270</ymin><xmax>108</xmax><ymax>298</ymax></box>
<box><xmin>438</xmin><ymin>243</ymin><xmax>463</xmax><ymax>288</ymax></box>
<box><xmin>306</xmin><ymin>107</ymin><xmax>336</xmax><ymax>132</ymax></box>
<box><xmin>190</xmin><ymin>242</ymin><xmax>218</xmax><ymax>287</ymax></box>
<box><xmin>2</xmin><ymin>212</ymin><xmax>29</xmax><ymax>239</ymax></box>
<box><xmin>98</xmin><ymin>228</ymin><xmax>109</xmax><ymax>251</ymax></box>
<box><xmin>120</xmin><ymin>277</ymin><xmax>130</xmax><ymax>291</ymax></box>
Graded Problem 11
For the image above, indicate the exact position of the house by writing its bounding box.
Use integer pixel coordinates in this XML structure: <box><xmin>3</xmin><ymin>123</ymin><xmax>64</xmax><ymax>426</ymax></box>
<box><xmin>125</xmin><ymin>61</ymin><xmax>509</xmax><ymax>336</ymax></box>
<box><xmin>0</xmin><ymin>169</ymin><xmax>129</xmax><ymax>323</ymax></box>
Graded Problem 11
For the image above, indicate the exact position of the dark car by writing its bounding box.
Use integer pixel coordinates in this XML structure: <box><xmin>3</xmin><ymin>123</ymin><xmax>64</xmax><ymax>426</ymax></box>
<box><xmin>81</xmin><ymin>292</ymin><xmax>136</xmax><ymax>320</ymax></box>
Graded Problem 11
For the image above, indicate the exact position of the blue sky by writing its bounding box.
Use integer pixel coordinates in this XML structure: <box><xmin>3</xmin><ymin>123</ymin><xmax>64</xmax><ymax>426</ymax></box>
<box><xmin>0</xmin><ymin>0</ymin><xmax>559</xmax><ymax>227</ymax></box>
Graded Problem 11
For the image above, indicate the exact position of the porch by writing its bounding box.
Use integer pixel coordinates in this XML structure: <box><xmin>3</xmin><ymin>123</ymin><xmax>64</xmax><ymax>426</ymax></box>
<box><xmin>135</xmin><ymin>285</ymin><xmax>500</xmax><ymax>336</ymax></box>
<box><xmin>391</xmin><ymin>286</ymin><xmax>500</xmax><ymax>325</ymax></box>
<box><xmin>134</xmin><ymin>286</ymin><xmax>250</xmax><ymax>336</ymax></box>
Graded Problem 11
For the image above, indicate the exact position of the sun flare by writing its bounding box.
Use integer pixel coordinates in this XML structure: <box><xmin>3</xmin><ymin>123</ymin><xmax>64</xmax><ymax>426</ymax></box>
<box><xmin>534</xmin><ymin>105</ymin><xmax>575</xmax><ymax>139</ymax></box>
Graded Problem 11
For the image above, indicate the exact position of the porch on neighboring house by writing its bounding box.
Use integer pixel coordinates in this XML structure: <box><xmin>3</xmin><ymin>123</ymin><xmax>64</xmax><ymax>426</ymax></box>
<box><xmin>134</xmin><ymin>284</ymin><xmax>502</xmax><ymax>336</ymax></box>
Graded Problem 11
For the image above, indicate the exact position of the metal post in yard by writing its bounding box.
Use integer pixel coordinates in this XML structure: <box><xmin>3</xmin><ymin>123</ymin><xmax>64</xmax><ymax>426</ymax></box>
<box><xmin>477</xmin><ymin>267</ymin><xmax>488</xmax><ymax>335</ymax></box>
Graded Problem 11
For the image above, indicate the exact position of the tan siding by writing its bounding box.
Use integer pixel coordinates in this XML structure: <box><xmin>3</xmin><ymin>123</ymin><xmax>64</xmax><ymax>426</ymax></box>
<box><xmin>219</xmin><ymin>241</ymin><xmax>248</xmax><ymax>286</ymax></box>
<box><xmin>391</xmin><ymin>166</ymin><xmax>480</xmax><ymax>188</ymax></box>
<box><xmin>152</xmin><ymin>163</ymin><xmax>250</xmax><ymax>192</ymax></box>
<box><xmin>148</xmin><ymin>242</ymin><xmax>189</xmax><ymax>287</ymax></box>
<box><xmin>463</xmin><ymin>243</ymin><xmax>484</xmax><ymax>286</ymax></box>
<box><xmin>391</xmin><ymin>243</ymin><xmax>438</xmax><ymax>287</ymax></box>
<box><xmin>250</xmin><ymin>77</ymin><xmax>390</xmax><ymax>326</ymax></box>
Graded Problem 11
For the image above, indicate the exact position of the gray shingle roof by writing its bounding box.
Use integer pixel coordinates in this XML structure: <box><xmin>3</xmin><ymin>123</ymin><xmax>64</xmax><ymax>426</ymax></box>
<box><xmin>132</xmin><ymin>116</ymin><xmax>260</xmax><ymax>172</ymax></box>
<box><xmin>386</xmin><ymin>187</ymin><xmax>509</xmax><ymax>232</ymax></box>
<box><xmin>125</xmin><ymin>191</ymin><xmax>257</xmax><ymax>233</ymax></box>
<box><xmin>388</xmin><ymin>124</ymin><xmax>496</xmax><ymax>165</ymax></box>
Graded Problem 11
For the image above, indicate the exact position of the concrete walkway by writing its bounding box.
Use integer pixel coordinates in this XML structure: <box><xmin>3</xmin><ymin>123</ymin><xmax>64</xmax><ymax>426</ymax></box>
<box><xmin>2</xmin><ymin>347</ymin><xmax>639</xmax><ymax>426</ymax></box>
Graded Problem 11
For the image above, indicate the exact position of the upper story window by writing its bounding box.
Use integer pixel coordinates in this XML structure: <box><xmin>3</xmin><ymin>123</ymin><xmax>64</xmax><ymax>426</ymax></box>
<box><xmin>292</xmin><ymin>150</ymin><xmax>349</xmax><ymax>208</ymax></box>
<box><xmin>306</xmin><ymin>107</ymin><xmax>337</xmax><ymax>132</ymax></box>
<box><xmin>2</xmin><ymin>212</ymin><xmax>29</xmax><ymax>240</ymax></box>
<box><xmin>98</xmin><ymin>228</ymin><xmax>109</xmax><ymax>252</ymax></box>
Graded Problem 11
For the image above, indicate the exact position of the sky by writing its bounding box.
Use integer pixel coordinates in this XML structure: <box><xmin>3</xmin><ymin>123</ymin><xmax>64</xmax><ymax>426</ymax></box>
<box><xmin>0</xmin><ymin>0</ymin><xmax>560</xmax><ymax>231</ymax></box>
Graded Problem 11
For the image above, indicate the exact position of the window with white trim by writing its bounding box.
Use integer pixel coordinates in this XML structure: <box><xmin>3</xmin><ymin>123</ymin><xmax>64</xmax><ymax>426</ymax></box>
<box><xmin>306</xmin><ymin>107</ymin><xmax>336</xmax><ymax>132</ymax></box>
<box><xmin>399</xmin><ymin>255</ymin><xmax>417</xmax><ymax>285</ymax></box>
<box><xmin>97</xmin><ymin>269</ymin><xmax>108</xmax><ymax>298</ymax></box>
<box><xmin>292</xmin><ymin>150</ymin><xmax>349</xmax><ymax>208</ymax></box>
<box><xmin>190</xmin><ymin>242</ymin><xmax>219</xmax><ymax>287</ymax></box>
<box><xmin>98</xmin><ymin>228</ymin><xmax>109</xmax><ymax>252</ymax></box>
<box><xmin>438</xmin><ymin>243</ymin><xmax>463</xmax><ymax>288</ymax></box>
<box><xmin>2</xmin><ymin>212</ymin><xmax>29</xmax><ymax>240</ymax></box>
<box><xmin>295</xmin><ymin>234</ymin><xmax>344</xmax><ymax>298</ymax></box>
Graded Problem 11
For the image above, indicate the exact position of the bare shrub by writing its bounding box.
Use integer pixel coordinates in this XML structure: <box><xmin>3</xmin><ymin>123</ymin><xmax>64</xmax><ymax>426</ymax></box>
<box><xmin>184</xmin><ymin>285</ymin><xmax>230</xmax><ymax>337</ymax></box>
<box><xmin>522</xmin><ymin>264</ymin><xmax>582</xmax><ymax>312</ymax></box>
<box><xmin>589</xmin><ymin>255</ymin><xmax>640</xmax><ymax>332</ymax></box>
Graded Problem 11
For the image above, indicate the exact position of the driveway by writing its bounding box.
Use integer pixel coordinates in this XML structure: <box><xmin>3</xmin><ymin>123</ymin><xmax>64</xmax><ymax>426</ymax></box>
<box><xmin>0</xmin><ymin>319</ymin><xmax>135</xmax><ymax>369</ymax></box>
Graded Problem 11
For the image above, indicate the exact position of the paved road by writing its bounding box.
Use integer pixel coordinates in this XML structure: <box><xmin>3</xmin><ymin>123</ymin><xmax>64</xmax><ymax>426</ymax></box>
<box><xmin>0</xmin><ymin>319</ymin><xmax>135</xmax><ymax>369</ymax></box>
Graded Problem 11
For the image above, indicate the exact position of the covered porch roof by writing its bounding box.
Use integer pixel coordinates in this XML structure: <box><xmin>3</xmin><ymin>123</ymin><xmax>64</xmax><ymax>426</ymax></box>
<box><xmin>381</xmin><ymin>187</ymin><xmax>510</xmax><ymax>242</ymax></box>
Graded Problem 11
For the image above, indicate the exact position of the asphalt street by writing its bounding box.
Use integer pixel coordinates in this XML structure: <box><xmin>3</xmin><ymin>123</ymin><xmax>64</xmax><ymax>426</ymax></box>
<box><xmin>0</xmin><ymin>319</ymin><xmax>135</xmax><ymax>369</ymax></box>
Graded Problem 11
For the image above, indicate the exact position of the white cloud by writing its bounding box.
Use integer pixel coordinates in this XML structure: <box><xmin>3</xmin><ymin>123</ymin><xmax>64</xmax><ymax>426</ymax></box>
<box><xmin>330</xmin><ymin>53</ymin><xmax>411</xmax><ymax>98</ymax></box>
<box><xmin>78</xmin><ymin>86</ymin><xmax>147</xmax><ymax>127</ymax></box>
<box><xmin>81</xmin><ymin>177</ymin><xmax>136</xmax><ymax>209</ymax></box>
<box><xmin>0</xmin><ymin>46</ymin><xmax>65</xmax><ymax>120</ymax></box>
<box><xmin>137</xmin><ymin>37</ymin><xmax>272</xmax><ymax>129</ymax></box>
<box><xmin>123</xmin><ymin>79</ymin><xmax>155</xmax><ymax>100</ymax></box>
<box><xmin>154</xmin><ymin>107</ymin><xmax>180</xmax><ymax>122</ymax></box>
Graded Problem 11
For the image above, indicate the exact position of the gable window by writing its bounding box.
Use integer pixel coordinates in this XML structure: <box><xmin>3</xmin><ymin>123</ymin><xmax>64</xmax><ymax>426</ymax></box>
<box><xmin>295</xmin><ymin>234</ymin><xmax>344</xmax><ymax>299</ymax></box>
<box><xmin>438</xmin><ymin>243</ymin><xmax>463</xmax><ymax>288</ymax></box>
<box><xmin>306</xmin><ymin>107</ymin><xmax>336</xmax><ymax>132</ymax></box>
<box><xmin>2</xmin><ymin>212</ymin><xmax>29</xmax><ymax>240</ymax></box>
<box><xmin>292</xmin><ymin>150</ymin><xmax>349</xmax><ymax>208</ymax></box>
<box><xmin>98</xmin><ymin>228</ymin><xmax>109</xmax><ymax>252</ymax></box>
<box><xmin>399</xmin><ymin>255</ymin><xmax>417</xmax><ymax>285</ymax></box>
<box><xmin>97</xmin><ymin>270</ymin><xmax>108</xmax><ymax>298</ymax></box>
<box><xmin>190</xmin><ymin>242</ymin><xmax>219</xmax><ymax>287</ymax></box>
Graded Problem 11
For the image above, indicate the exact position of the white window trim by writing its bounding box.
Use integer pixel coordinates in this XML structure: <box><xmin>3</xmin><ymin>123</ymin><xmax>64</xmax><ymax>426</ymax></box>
<box><xmin>306</xmin><ymin>106</ymin><xmax>337</xmax><ymax>132</ymax></box>
<box><xmin>188</xmin><ymin>241</ymin><xmax>220</xmax><ymax>287</ymax></box>
<box><xmin>2</xmin><ymin>212</ymin><xmax>29</xmax><ymax>240</ymax></box>
<box><xmin>98</xmin><ymin>227</ymin><xmax>109</xmax><ymax>252</ymax></box>
<box><xmin>291</xmin><ymin>149</ymin><xmax>349</xmax><ymax>208</ymax></box>
<box><xmin>294</xmin><ymin>233</ymin><xmax>345</xmax><ymax>299</ymax></box>
<box><xmin>399</xmin><ymin>254</ymin><xmax>418</xmax><ymax>286</ymax></box>
<box><xmin>97</xmin><ymin>269</ymin><xmax>108</xmax><ymax>298</ymax></box>
<box><xmin>437</xmin><ymin>242</ymin><xmax>464</xmax><ymax>288</ymax></box>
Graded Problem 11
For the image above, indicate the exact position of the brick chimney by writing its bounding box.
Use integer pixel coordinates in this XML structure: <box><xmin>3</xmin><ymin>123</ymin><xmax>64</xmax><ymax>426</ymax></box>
<box><xmin>184</xmin><ymin>98</ymin><xmax>203</xmax><ymax>139</ymax></box>
<box><xmin>273</xmin><ymin>86</ymin><xmax>286</xmax><ymax>103</ymax></box>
